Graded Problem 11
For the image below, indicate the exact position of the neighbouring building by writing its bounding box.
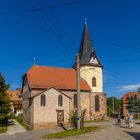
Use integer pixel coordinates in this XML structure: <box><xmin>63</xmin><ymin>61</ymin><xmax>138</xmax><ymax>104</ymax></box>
<box><xmin>21</xmin><ymin>21</ymin><xmax>107</xmax><ymax>129</ymax></box>
<box><xmin>6</xmin><ymin>89</ymin><xmax>22</xmax><ymax>116</ymax></box>
<box><xmin>122</xmin><ymin>91</ymin><xmax>140</xmax><ymax>116</ymax></box>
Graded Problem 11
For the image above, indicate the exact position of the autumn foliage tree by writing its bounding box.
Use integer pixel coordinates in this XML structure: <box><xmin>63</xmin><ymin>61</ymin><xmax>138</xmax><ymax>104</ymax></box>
<box><xmin>0</xmin><ymin>73</ymin><xmax>11</xmax><ymax>126</ymax></box>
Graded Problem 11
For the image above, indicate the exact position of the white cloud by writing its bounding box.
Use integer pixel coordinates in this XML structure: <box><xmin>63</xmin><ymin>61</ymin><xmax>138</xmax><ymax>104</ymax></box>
<box><xmin>117</xmin><ymin>84</ymin><xmax>140</xmax><ymax>92</ymax></box>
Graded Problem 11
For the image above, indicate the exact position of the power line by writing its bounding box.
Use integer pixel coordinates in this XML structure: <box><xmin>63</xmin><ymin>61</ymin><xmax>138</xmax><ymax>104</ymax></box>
<box><xmin>1</xmin><ymin>15</ymin><xmax>139</xmax><ymax>53</ymax></box>
<box><xmin>26</xmin><ymin>0</ymin><xmax>75</xmax><ymax>55</ymax></box>
<box><xmin>0</xmin><ymin>0</ymin><xmax>85</xmax><ymax>14</ymax></box>
<box><xmin>0</xmin><ymin>16</ymin><xmax>48</xmax><ymax>32</ymax></box>
<box><xmin>96</xmin><ymin>40</ymin><xmax>140</xmax><ymax>50</ymax></box>
<box><xmin>43</xmin><ymin>0</ymin><xmax>77</xmax><ymax>53</ymax></box>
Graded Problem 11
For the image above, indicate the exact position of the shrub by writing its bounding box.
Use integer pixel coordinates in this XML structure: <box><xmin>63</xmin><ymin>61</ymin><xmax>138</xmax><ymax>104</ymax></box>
<box><xmin>68</xmin><ymin>109</ymin><xmax>86</xmax><ymax>129</ymax></box>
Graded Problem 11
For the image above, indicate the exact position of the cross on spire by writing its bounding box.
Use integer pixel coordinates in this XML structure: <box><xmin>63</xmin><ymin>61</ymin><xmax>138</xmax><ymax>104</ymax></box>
<box><xmin>85</xmin><ymin>18</ymin><xmax>87</xmax><ymax>25</ymax></box>
<box><xmin>33</xmin><ymin>57</ymin><xmax>36</xmax><ymax>65</ymax></box>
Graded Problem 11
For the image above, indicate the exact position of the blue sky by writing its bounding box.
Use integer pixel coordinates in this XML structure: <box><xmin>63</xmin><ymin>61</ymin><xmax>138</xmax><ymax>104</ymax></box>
<box><xmin>0</xmin><ymin>0</ymin><xmax>140</xmax><ymax>98</ymax></box>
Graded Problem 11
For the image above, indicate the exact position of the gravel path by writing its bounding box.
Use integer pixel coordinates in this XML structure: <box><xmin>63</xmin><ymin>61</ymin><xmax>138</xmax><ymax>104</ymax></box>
<box><xmin>0</xmin><ymin>119</ymin><xmax>140</xmax><ymax>140</ymax></box>
<box><xmin>67</xmin><ymin>120</ymin><xmax>140</xmax><ymax>140</ymax></box>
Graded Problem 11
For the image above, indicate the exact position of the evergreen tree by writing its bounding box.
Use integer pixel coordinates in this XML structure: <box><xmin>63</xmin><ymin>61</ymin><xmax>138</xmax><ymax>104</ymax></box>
<box><xmin>0</xmin><ymin>73</ymin><xmax>11</xmax><ymax>126</ymax></box>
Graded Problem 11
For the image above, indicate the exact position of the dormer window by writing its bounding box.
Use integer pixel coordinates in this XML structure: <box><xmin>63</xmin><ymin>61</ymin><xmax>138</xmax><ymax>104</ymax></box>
<box><xmin>92</xmin><ymin>77</ymin><xmax>96</xmax><ymax>87</ymax></box>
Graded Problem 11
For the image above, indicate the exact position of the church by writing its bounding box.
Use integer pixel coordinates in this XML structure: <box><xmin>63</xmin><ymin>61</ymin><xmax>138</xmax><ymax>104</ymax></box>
<box><xmin>21</xmin><ymin>21</ymin><xmax>107</xmax><ymax>129</ymax></box>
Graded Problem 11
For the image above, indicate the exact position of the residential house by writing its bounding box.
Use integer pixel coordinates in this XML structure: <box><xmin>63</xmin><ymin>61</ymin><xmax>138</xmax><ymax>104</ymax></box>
<box><xmin>6</xmin><ymin>89</ymin><xmax>22</xmax><ymax>116</ymax></box>
<box><xmin>122</xmin><ymin>91</ymin><xmax>140</xmax><ymax>116</ymax></box>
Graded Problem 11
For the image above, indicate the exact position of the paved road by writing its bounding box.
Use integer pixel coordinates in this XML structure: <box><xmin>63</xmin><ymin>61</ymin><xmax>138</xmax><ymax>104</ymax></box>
<box><xmin>0</xmin><ymin>119</ymin><xmax>140</xmax><ymax>140</ymax></box>
<box><xmin>5</xmin><ymin>119</ymin><xmax>27</xmax><ymax>135</ymax></box>
<box><xmin>0</xmin><ymin>119</ymin><xmax>63</xmax><ymax>140</ymax></box>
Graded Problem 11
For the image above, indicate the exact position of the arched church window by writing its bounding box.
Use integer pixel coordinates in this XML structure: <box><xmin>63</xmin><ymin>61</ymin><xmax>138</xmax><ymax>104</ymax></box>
<box><xmin>92</xmin><ymin>77</ymin><xmax>96</xmax><ymax>87</ymax></box>
<box><xmin>73</xmin><ymin>94</ymin><xmax>77</xmax><ymax>108</ymax></box>
<box><xmin>40</xmin><ymin>94</ymin><xmax>46</xmax><ymax>106</ymax></box>
<box><xmin>58</xmin><ymin>95</ymin><xmax>63</xmax><ymax>106</ymax></box>
<box><xmin>95</xmin><ymin>95</ymin><xmax>100</xmax><ymax>111</ymax></box>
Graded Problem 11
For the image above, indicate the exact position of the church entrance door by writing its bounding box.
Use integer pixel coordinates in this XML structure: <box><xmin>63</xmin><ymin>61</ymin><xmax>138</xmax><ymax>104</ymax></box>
<box><xmin>57</xmin><ymin>110</ymin><xmax>64</xmax><ymax>126</ymax></box>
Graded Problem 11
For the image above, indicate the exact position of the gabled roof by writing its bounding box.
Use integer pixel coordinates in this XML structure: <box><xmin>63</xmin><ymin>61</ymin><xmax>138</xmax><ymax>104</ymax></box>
<box><xmin>73</xmin><ymin>20</ymin><xmax>102</xmax><ymax>68</ymax></box>
<box><xmin>31</xmin><ymin>87</ymin><xmax>72</xmax><ymax>99</ymax></box>
<box><xmin>25</xmin><ymin>65</ymin><xmax>91</xmax><ymax>91</ymax></box>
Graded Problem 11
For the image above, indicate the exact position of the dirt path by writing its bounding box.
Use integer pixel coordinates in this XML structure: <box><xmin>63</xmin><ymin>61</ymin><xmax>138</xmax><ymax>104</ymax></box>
<box><xmin>69</xmin><ymin>119</ymin><xmax>140</xmax><ymax>140</ymax></box>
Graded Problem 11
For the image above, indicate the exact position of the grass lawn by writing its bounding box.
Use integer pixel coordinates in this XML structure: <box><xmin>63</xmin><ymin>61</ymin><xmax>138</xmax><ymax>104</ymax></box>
<box><xmin>0</xmin><ymin>126</ymin><xmax>7</xmax><ymax>134</ymax></box>
<box><xmin>42</xmin><ymin>126</ymin><xmax>98</xmax><ymax>139</ymax></box>
<box><xmin>85</xmin><ymin>119</ymin><xmax>109</xmax><ymax>123</ymax></box>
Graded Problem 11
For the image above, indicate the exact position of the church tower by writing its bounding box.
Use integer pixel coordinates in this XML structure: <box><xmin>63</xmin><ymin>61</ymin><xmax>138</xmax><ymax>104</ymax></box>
<box><xmin>75</xmin><ymin>20</ymin><xmax>103</xmax><ymax>93</ymax></box>
<box><xmin>74</xmin><ymin>20</ymin><xmax>106</xmax><ymax>119</ymax></box>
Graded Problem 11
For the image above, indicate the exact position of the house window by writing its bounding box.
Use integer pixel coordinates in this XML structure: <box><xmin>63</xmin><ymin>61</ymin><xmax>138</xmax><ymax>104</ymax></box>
<box><xmin>95</xmin><ymin>95</ymin><xmax>100</xmax><ymax>111</ymax></box>
<box><xmin>92</xmin><ymin>77</ymin><xmax>96</xmax><ymax>87</ymax></box>
<box><xmin>40</xmin><ymin>94</ymin><xmax>46</xmax><ymax>106</ymax></box>
<box><xmin>58</xmin><ymin>95</ymin><xmax>63</xmax><ymax>106</ymax></box>
<box><xmin>73</xmin><ymin>94</ymin><xmax>77</xmax><ymax>108</ymax></box>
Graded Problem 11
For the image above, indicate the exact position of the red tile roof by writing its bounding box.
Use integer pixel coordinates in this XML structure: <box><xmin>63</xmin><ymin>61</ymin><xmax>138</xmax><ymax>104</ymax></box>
<box><xmin>26</xmin><ymin>65</ymin><xmax>91</xmax><ymax>91</ymax></box>
<box><xmin>6</xmin><ymin>90</ymin><xmax>22</xmax><ymax>101</ymax></box>
<box><xmin>122</xmin><ymin>92</ymin><xmax>138</xmax><ymax>104</ymax></box>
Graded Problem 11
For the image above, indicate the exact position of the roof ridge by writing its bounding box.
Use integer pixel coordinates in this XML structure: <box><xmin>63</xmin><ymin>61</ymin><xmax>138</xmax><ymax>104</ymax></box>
<box><xmin>28</xmin><ymin>65</ymin><xmax>75</xmax><ymax>71</ymax></box>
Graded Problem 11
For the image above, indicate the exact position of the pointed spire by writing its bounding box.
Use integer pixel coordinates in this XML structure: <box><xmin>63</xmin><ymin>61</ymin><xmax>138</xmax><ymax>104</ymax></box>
<box><xmin>73</xmin><ymin>19</ymin><xmax>102</xmax><ymax>68</ymax></box>
<box><xmin>78</xmin><ymin>18</ymin><xmax>93</xmax><ymax>64</ymax></box>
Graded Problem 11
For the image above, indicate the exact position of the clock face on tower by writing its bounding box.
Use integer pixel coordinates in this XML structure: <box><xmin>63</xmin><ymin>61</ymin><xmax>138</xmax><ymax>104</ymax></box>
<box><xmin>89</xmin><ymin>57</ymin><xmax>98</xmax><ymax>64</ymax></box>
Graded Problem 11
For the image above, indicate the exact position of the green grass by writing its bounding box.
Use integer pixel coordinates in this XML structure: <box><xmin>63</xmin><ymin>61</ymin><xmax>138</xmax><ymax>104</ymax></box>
<box><xmin>14</xmin><ymin>117</ymin><xmax>30</xmax><ymax>130</ymax></box>
<box><xmin>134</xmin><ymin>118</ymin><xmax>140</xmax><ymax>120</ymax></box>
<box><xmin>0</xmin><ymin>126</ymin><xmax>7</xmax><ymax>134</ymax></box>
<box><xmin>85</xmin><ymin>119</ymin><xmax>109</xmax><ymax>123</ymax></box>
<box><xmin>42</xmin><ymin>126</ymin><xmax>98</xmax><ymax>139</ymax></box>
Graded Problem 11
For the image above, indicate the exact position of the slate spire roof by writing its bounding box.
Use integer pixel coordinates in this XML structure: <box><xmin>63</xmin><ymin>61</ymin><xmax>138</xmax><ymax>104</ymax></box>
<box><xmin>74</xmin><ymin>19</ymin><xmax>102</xmax><ymax>67</ymax></box>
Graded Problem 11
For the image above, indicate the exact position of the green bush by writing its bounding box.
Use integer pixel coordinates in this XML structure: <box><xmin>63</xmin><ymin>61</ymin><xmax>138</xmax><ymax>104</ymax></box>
<box><xmin>15</xmin><ymin>115</ymin><xmax>30</xmax><ymax>130</ymax></box>
<box><xmin>0</xmin><ymin>126</ymin><xmax>7</xmax><ymax>134</ymax></box>
<box><xmin>68</xmin><ymin>109</ymin><xmax>86</xmax><ymax>129</ymax></box>
<box><xmin>68</xmin><ymin>110</ymin><xmax>77</xmax><ymax>128</ymax></box>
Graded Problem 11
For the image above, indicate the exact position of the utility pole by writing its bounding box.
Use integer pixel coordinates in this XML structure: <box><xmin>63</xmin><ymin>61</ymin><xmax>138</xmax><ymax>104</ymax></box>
<box><xmin>76</xmin><ymin>53</ymin><xmax>81</xmax><ymax>129</ymax></box>
<box><xmin>112</xmin><ymin>96</ymin><xmax>114</xmax><ymax>114</ymax></box>
<box><xmin>138</xmin><ymin>88</ymin><xmax>140</xmax><ymax>117</ymax></box>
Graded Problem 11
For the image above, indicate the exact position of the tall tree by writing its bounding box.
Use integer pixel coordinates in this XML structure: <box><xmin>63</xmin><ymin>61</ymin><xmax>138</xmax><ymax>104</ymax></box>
<box><xmin>107</xmin><ymin>97</ymin><xmax>121</xmax><ymax>117</ymax></box>
<box><xmin>0</xmin><ymin>73</ymin><xmax>11</xmax><ymax>126</ymax></box>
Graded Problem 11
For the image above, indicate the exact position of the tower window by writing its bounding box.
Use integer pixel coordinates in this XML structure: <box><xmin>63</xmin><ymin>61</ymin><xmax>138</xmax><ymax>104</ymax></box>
<box><xmin>92</xmin><ymin>77</ymin><xmax>96</xmax><ymax>87</ymax></box>
<box><xmin>95</xmin><ymin>95</ymin><xmax>100</xmax><ymax>111</ymax></box>
<box><xmin>58</xmin><ymin>95</ymin><xmax>63</xmax><ymax>106</ymax></box>
<box><xmin>40</xmin><ymin>94</ymin><xmax>46</xmax><ymax>106</ymax></box>
<box><xmin>73</xmin><ymin>94</ymin><xmax>77</xmax><ymax>108</ymax></box>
